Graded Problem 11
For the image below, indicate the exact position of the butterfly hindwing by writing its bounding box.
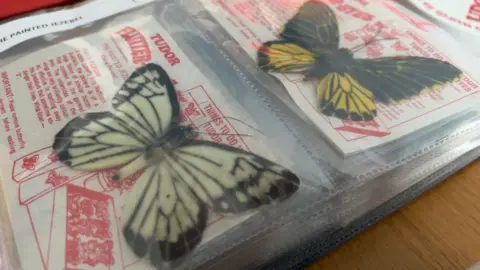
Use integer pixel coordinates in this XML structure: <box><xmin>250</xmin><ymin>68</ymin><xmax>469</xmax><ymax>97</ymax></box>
<box><xmin>350</xmin><ymin>56</ymin><xmax>463</xmax><ymax>103</ymax></box>
<box><xmin>122</xmin><ymin>140</ymin><xmax>300</xmax><ymax>261</ymax></box>
<box><xmin>317</xmin><ymin>73</ymin><xmax>377</xmax><ymax>122</ymax></box>
<box><xmin>52</xmin><ymin>63</ymin><xmax>179</xmax><ymax>171</ymax></box>
<box><xmin>122</xmin><ymin>165</ymin><xmax>209</xmax><ymax>262</ymax></box>
<box><xmin>280</xmin><ymin>0</ymin><xmax>339</xmax><ymax>52</ymax></box>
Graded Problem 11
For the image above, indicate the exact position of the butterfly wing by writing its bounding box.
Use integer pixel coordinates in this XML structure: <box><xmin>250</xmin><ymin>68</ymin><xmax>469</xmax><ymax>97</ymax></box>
<box><xmin>316</xmin><ymin>57</ymin><xmax>463</xmax><ymax>121</ymax></box>
<box><xmin>316</xmin><ymin>72</ymin><xmax>377</xmax><ymax>122</ymax></box>
<box><xmin>280</xmin><ymin>0</ymin><xmax>339</xmax><ymax>52</ymax></box>
<box><xmin>122</xmin><ymin>164</ymin><xmax>209</xmax><ymax>263</ymax></box>
<box><xmin>349</xmin><ymin>56</ymin><xmax>463</xmax><ymax>104</ymax></box>
<box><xmin>53</xmin><ymin>63</ymin><xmax>180</xmax><ymax>171</ymax></box>
<box><xmin>257</xmin><ymin>1</ymin><xmax>339</xmax><ymax>74</ymax></box>
<box><xmin>257</xmin><ymin>40</ymin><xmax>316</xmax><ymax>74</ymax></box>
<box><xmin>169</xmin><ymin>140</ymin><xmax>300</xmax><ymax>214</ymax></box>
<box><xmin>122</xmin><ymin>140</ymin><xmax>300</xmax><ymax>262</ymax></box>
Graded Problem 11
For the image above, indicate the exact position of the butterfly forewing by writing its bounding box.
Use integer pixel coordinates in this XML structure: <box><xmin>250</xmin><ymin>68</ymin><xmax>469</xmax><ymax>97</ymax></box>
<box><xmin>52</xmin><ymin>111</ymin><xmax>146</xmax><ymax>170</ymax></box>
<box><xmin>53</xmin><ymin>63</ymin><xmax>180</xmax><ymax>171</ymax></box>
<box><xmin>257</xmin><ymin>1</ymin><xmax>339</xmax><ymax>75</ymax></box>
<box><xmin>258</xmin><ymin>40</ymin><xmax>316</xmax><ymax>74</ymax></box>
<box><xmin>280</xmin><ymin>0</ymin><xmax>339</xmax><ymax>52</ymax></box>
<box><xmin>112</xmin><ymin>63</ymin><xmax>181</xmax><ymax>137</ymax></box>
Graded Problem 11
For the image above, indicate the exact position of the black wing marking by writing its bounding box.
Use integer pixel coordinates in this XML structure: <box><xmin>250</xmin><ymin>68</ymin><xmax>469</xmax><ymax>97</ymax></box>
<box><xmin>112</xmin><ymin>63</ymin><xmax>181</xmax><ymax>137</ymax></box>
<box><xmin>257</xmin><ymin>40</ymin><xmax>317</xmax><ymax>74</ymax></box>
<box><xmin>280</xmin><ymin>0</ymin><xmax>340</xmax><ymax>52</ymax></box>
<box><xmin>168</xmin><ymin>140</ymin><xmax>300</xmax><ymax>214</ymax></box>
<box><xmin>122</xmin><ymin>140</ymin><xmax>300</xmax><ymax>263</ymax></box>
<box><xmin>348</xmin><ymin>56</ymin><xmax>463</xmax><ymax>103</ymax></box>
<box><xmin>52</xmin><ymin>111</ymin><xmax>147</xmax><ymax>170</ymax></box>
<box><xmin>52</xmin><ymin>63</ymin><xmax>180</xmax><ymax>171</ymax></box>
<box><xmin>122</xmin><ymin>165</ymin><xmax>208</xmax><ymax>263</ymax></box>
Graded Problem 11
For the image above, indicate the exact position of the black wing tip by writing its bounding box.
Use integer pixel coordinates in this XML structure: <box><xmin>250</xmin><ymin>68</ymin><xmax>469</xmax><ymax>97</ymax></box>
<box><xmin>158</xmin><ymin>203</ymin><xmax>209</xmax><ymax>262</ymax></box>
<box><xmin>141</xmin><ymin>62</ymin><xmax>165</xmax><ymax>72</ymax></box>
<box><xmin>257</xmin><ymin>42</ymin><xmax>277</xmax><ymax>71</ymax></box>
<box><xmin>53</xmin><ymin>112</ymin><xmax>113</xmax><ymax>165</ymax></box>
<box><xmin>143</xmin><ymin>62</ymin><xmax>176</xmax><ymax>83</ymax></box>
<box><xmin>123</xmin><ymin>227</ymin><xmax>150</xmax><ymax>258</ymax></box>
<box><xmin>55</xmin><ymin>149</ymin><xmax>72</xmax><ymax>166</ymax></box>
<box><xmin>349</xmin><ymin>112</ymin><xmax>376</xmax><ymax>122</ymax></box>
<box><xmin>281</xmin><ymin>169</ymin><xmax>301</xmax><ymax>195</ymax></box>
<box><xmin>132</xmin><ymin>62</ymin><xmax>172</xmax><ymax>85</ymax></box>
<box><xmin>320</xmin><ymin>103</ymin><xmax>335</xmax><ymax>117</ymax></box>
<box><xmin>257</xmin><ymin>53</ymin><xmax>271</xmax><ymax>71</ymax></box>
<box><xmin>124</xmin><ymin>203</ymin><xmax>209</xmax><ymax>264</ymax></box>
<box><xmin>158</xmin><ymin>227</ymin><xmax>205</xmax><ymax>262</ymax></box>
<box><xmin>262</xmin><ymin>170</ymin><xmax>300</xmax><ymax>203</ymax></box>
<box><xmin>52</xmin><ymin>123</ymin><xmax>77</xmax><ymax>166</ymax></box>
<box><xmin>320</xmin><ymin>104</ymin><xmax>377</xmax><ymax>122</ymax></box>
<box><xmin>265</xmin><ymin>169</ymin><xmax>301</xmax><ymax>202</ymax></box>
<box><xmin>142</xmin><ymin>62</ymin><xmax>177</xmax><ymax>91</ymax></box>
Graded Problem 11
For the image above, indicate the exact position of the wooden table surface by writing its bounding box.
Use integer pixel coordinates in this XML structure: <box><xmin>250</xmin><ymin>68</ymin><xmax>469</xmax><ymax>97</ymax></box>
<box><xmin>308</xmin><ymin>160</ymin><xmax>480</xmax><ymax>270</ymax></box>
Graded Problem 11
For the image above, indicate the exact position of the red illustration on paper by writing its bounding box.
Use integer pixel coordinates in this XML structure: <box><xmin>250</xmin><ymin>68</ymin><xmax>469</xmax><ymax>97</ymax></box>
<box><xmin>22</xmin><ymin>154</ymin><xmax>40</xmax><ymax>171</ymax></box>
<box><xmin>45</xmin><ymin>170</ymin><xmax>69</xmax><ymax>187</ymax></box>
<box><xmin>65</xmin><ymin>185</ymin><xmax>115</xmax><ymax>268</ymax></box>
<box><xmin>48</xmin><ymin>152</ymin><xmax>58</xmax><ymax>163</ymax></box>
<box><xmin>10</xmin><ymin>86</ymin><xmax>242</xmax><ymax>269</ymax></box>
<box><xmin>185</xmin><ymin>102</ymin><xmax>201</xmax><ymax>117</ymax></box>
<box><xmin>392</xmin><ymin>40</ymin><xmax>409</xmax><ymax>52</ymax></box>
<box><xmin>99</xmin><ymin>169</ymin><xmax>140</xmax><ymax>195</ymax></box>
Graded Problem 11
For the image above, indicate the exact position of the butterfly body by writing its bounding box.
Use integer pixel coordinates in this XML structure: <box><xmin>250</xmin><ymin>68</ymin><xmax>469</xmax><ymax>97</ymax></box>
<box><xmin>117</xmin><ymin>126</ymin><xmax>197</xmax><ymax>181</ymax></box>
<box><xmin>52</xmin><ymin>63</ymin><xmax>299</xmax><ymax>264</ymax></box>
<box><xmin>306</xmin><ymin>48</ymin><xmax>356</xmax><ymax>80</ymax></box>
<box><xmin>258</xmin><ymin>1</ymin><xmax>463</xmax><ymax>122</ymax></box>
<box><xmin>145</xmin><ymin>125</ymin><xmax>197</xmax><ymax>159</ymax></box>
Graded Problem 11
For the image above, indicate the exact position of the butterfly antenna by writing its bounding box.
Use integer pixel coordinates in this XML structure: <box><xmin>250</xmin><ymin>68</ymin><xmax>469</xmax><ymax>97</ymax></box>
<box><xmin>193</xmin><ymin>117</ymin><xmax>265</xmax><ymax>136</ymax></box>
<box><xmin>350</xmin><ymin>25</ymin><xmax>396</xmax><ymax>53</ymax></box>
<box><xmin>195</xmin><ymin>131</ymin><xmax>254</xmax><ymax>137</ymax></box>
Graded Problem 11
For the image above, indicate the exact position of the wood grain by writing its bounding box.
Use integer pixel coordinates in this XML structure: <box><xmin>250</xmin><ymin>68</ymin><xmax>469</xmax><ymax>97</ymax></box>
<box><xmin>308</xmin><ymin>160</ymin><xmax>480</xmax><ymax>270</ymax></box>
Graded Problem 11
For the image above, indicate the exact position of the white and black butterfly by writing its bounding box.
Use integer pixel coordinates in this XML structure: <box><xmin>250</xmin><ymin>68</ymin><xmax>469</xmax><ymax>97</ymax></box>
<box><xmin>52</xmin><ymin>63</ymin><xmax>300</xmax><ymax>263</ymax></box>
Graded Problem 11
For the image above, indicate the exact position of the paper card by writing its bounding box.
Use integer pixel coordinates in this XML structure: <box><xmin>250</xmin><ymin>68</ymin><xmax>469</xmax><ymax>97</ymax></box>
<box><xmin>0</xmin><ymin>0</ymin><xmax>157</xmax><ymax>53</ymax></box>
<box><xmin>409</xmin><ymin>0</ymin><xmax>480</xmax><ymax>35</ymax></box>
<box><xmin>0</xmin><ymin>16</ymin><xmax>275</xmax><ymax>270</ymax></box>
<box><xmin>200</xmin><ymin>0</ymin><xmax>480</xmax><ymax>155</ymax></box>
<box><xmin>402</xmin><ymin>0</ymin><xmax>480</xmax><ymax>55</ymax></box>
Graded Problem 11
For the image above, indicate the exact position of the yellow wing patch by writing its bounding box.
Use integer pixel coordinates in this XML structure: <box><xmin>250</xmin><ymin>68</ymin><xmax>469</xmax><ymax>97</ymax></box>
<box><xmin>257</xmin><ymin>41</ymin><xmax>316</xmax><ymax>74</ymax></box>
<box><xmin>317</xmin><ymin>73</ymin><xmax>377</xmax><ymax>122</ymax></box>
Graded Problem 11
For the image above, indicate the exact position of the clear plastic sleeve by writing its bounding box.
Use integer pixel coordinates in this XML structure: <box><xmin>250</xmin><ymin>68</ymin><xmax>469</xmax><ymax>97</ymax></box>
<box><xmin>0</xmin><ymin>1</ymin><xmax>478</xmax><ymax>269</ymax></box>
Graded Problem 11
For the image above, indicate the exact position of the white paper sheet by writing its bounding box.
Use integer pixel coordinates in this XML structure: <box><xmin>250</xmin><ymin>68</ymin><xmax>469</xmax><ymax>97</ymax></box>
<box><xmin>0</xmin><ymin>16</ymin><xmax>277</xmax><ymax>270</ymax></box>
<box><xmin>200</xmin><ymin>0</ymin><xmax>480</xmax><ymax>155</ymax></box>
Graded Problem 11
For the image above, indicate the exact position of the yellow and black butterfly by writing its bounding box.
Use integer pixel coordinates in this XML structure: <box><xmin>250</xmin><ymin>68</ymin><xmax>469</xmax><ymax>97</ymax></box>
<box><xmin>258</xmin><ymin>0</ymin><xmax>463</xmax><ymax>122</ymax></box>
